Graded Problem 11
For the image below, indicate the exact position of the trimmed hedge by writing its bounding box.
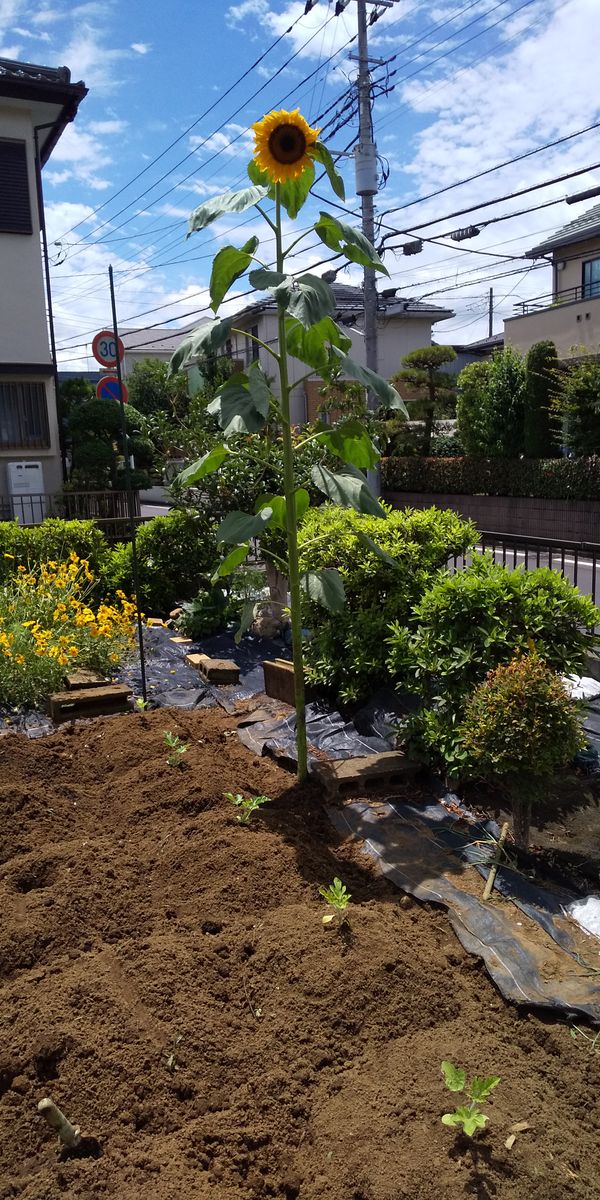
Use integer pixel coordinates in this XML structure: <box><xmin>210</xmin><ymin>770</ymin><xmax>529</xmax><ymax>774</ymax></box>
<box><xmin>0</xmin><ymin>519</ymin><xmax>110</xmax><ymax>585</ymax></box>
<box><xmin>104</xmin><ymin>508</ymin><xmax>218</xmax><ymax>615</ymax></box>
<box><xmin>382</xmin><ymin>455</ymin><xmax>600</xmax><ymax>501</ymax></box>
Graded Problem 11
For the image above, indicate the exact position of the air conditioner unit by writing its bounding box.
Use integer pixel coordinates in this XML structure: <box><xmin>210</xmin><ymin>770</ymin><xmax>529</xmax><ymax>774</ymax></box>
<box><xmin>7</xmin><ymin>461</ymin><xmax>46</xmax><ymax>525</ymax></box>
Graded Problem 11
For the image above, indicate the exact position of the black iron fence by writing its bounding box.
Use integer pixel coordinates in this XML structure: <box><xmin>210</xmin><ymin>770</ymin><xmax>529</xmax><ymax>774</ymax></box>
<box><xmin>451</xmin><ymin>530</ymin><xmax>600</xmax><ymax>620</ymax></box>
<box><xmin>0</xmin><ymin>490</ymin><xmax>142</xmax><ymax>541</ymax></box>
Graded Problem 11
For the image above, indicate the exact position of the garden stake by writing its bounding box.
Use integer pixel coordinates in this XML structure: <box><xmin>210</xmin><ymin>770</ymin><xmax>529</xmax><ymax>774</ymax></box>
<box><xmin>37</xmin><ymin>1097</ymin><xmax>81</xmax><ymax>1148</ymax></box>
<box><xmin>482</xmin><ymin>821</ymin><xmax>510</xmax><ymax>901</ymax></box>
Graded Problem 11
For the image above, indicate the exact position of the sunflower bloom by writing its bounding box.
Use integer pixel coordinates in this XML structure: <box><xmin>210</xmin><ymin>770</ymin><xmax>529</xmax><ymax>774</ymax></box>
<box><xmin>251</xmin><ymin>108</ymin><xmax>320</xmax><ymax>184</ymax></box>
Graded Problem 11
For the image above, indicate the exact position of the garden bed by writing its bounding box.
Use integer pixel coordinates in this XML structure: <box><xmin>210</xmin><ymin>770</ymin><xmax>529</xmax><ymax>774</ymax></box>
<box><xmin>0</xmin><ymin>707</ymin><xmax>598</xmax><ymax>1200</ymax></box>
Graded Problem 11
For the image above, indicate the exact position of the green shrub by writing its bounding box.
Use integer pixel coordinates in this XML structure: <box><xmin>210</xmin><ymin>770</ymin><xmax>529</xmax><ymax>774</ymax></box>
<box><xmin>455</xmin><ymin>361</ymin><xmax>490</xmax><ymax>456</ymax></box>
<box><xmin>389</xmin><ymin>554</ymin><xmax>600</xmax><ymax>773</ymax></box>
<box><xmin>177</xmin><ymin>587</ymin><xmax>228</xmax><ymax>640</ymax></box>
<box><xmin>461</xmin><ymin>651</ymin><xmax>585</xmax><ymax>845</ymax></box>
<box><xmin>381</xmin><ymin>454</ymin><xmax>600</xmax><ymax>499</ymax></box>
<box><xmin>297</xmin><ymin>503</ymin><xmax>477</xmax><ymax>703</ymax></box>
<box><xmin>0</xmin><ymin>519</ymin><xmax>110</xmax><ymax>586</ymax></box>
<box><xmin>559</xmin><ymin>356</ymin><xmax>600</xmax><ymax>456</ymax></box>
<box><xmin>524</xmin><ymin>340</ymin><xmax>560</xmax><ymax>457</ymax></box>
<box><xmin>105</xmin><ymin>509</ymin><xmax>218</xmax><ymax>615</ymax></box>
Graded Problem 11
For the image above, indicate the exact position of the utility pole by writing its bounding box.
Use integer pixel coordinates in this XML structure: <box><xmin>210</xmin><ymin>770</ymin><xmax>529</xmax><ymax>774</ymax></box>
<box><xmin>488</xmin><ymin>287</ymin><xmax>494</xmax><ymax>338</ymax></box>
<box><xmin>350</xmin><ymin>0</ymin><xmax>397</xmax><ymax>491</ymax></box>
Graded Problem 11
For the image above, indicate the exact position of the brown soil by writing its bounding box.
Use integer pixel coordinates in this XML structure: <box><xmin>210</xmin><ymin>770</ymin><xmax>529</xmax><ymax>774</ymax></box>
<box><xmin>0</xmin><ymin>707</ymin><xmax>598</xmax><ymax>1200</ymax></box>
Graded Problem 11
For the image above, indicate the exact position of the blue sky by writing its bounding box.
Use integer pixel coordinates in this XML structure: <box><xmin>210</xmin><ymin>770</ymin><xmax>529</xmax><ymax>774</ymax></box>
<box><xmin>2</xmin><ymin>0</ymin><xmax>600</xmax><ymax>369</ymax></box>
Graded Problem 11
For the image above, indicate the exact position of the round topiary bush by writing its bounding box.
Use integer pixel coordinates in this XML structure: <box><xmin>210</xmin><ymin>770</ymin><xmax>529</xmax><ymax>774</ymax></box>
<box><xmin>105</xmin><ymin>508</ymin><xmax>218</xmax><ymax>615</ymax></box>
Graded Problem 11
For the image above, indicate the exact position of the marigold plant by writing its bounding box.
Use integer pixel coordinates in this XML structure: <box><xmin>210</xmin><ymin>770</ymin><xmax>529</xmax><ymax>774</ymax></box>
<box><xmin>0</xmin><ymin>551</ymin><xmax>136</xmax><ymax>706</ymax></box>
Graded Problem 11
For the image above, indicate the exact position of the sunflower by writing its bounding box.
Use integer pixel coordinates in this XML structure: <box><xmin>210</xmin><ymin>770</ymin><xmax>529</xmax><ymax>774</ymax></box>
<box><xmin>251</xmin><ymin>108</ymin><xmax>321</xmax><ymax>184</ymax></box>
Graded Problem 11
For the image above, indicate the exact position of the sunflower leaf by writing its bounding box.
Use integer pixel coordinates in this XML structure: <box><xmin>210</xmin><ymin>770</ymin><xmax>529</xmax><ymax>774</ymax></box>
<box><xmin>212</xmin><ymin>543</ymin><xmax>251</xmax><ymax>582</ymax></box>
<box><xmin>314</xmin><ymin>211</ymin><xmax>389</xmax><ymax>275</ymax></box>
<box><xmin>217</xmin><ymin>508</ymin><xmax>273</xmax><ymax>544</ymax></box>
<box><xmin>207</xmin><ymin>370</ymin><xmax>269</xmax><ymax>438</ymax></box>
<box><xmin>169</xmin><ymin>318</ymin><xmax>232</xmax><ymax>376</ymax></box>
<box><xmin>285</xmin><ymin>273</ymin><xmax>335</xmax><ymax>327</ymax></box>
<box><xmin>209</xmin><ymin>236</ymin><xmax>259</xmax><ymax>313</ymax></box>
<box><xmin>310</xmin><ymin>142</ymin><xmax>345</xmax><ymax>201</ymax></box>
<box><xmin>314</xmin><ymin>419</ymin><xmax>380</xmax><ymax>470</ymax></box>
<box><xmin>248</xmin><ymin>154</ymin><xmax>315</xmax><ymax>218</ymax></box>
<box><xmin>310</xmin><ymin>463</ymin><xmax>386</xmax><ymax>517</ymax></box>
<box><xmin>285</xmin><ymin>315</ymin><xmax>351</xmax><ymax>370</ymax></box>
<box><xmin>301</xmin><ymin>569</ymin><xmax>346</xmax><ymax>613</ymax></box>
<box><xmin>255</xmin><ymin>489</ymin><xmax>310</xmax><ymax>531</ymax></box>
<box><xmin>329</xmin><ymin>348</ymin><xmax>407</xmax><ymax>412</ymax></box>
<box><xmin>187</xmin><ymin>187</ymin><xmax>269</xmax><ymax>234</ymax></box>
<box><xmin>176</xmin><ymin>444</ymin><xmax>230</xmax><ymax>487</ymax></box>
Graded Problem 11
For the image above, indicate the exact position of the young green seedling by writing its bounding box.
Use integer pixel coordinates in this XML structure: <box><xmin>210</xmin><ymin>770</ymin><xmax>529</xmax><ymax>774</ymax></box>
<box><xmin>163</xmin><ymin>730</ymin><xmax>189</xmax><ymax>767</ymax></box>
<box><xmin>441</xmin><ymin>1061</ymin><xmax>501</xmax><ymax>1137</ymax></box>
<box><xmin>319</xmin><ymin>877</ymin><xmax>351</xmax><ymax>925</ymax></box>
<box><xmin>134</xmin><ymin>697</ymin><xmax>149</xmax><ymax>711</ymax></box>
<box><xmin>224</xmin><ymin>792</ymin><xmax>272</xmax><ymax>824</ymax></box>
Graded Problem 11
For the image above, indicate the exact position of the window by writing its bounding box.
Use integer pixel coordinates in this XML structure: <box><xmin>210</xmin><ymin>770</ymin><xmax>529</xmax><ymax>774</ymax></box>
<box><xmin>582</xmin><ymin>258</ymin><xmax>600</xmax><ymax>299</ymax></box>
<box><xmin>0</xmin><ymin>141</ymin><xmax>32</xmax><ymax>235</ymax></box>
<box><xmin>250</xmin><ymin>324</ymin><xmax>260</xmax><ymax>362</ymax></box>
<box><xmin>0</xmin><ymin>382</ymin><xmax>50</xmax><ymax>449</ymax></box>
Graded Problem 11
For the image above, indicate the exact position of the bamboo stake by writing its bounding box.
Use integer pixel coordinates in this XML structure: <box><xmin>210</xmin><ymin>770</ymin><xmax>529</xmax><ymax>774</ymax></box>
<box><xmin>482</xmin><ymin>822</ymin><xmax>510</xmax><ymax>901</ymax></box>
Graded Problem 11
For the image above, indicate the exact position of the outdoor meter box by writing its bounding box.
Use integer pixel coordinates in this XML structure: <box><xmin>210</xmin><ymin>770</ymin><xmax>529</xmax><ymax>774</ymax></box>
<box><xmin>7</xmin><ymin>460</ymin><xmax>46</xmax><ymax>524</ymax></box>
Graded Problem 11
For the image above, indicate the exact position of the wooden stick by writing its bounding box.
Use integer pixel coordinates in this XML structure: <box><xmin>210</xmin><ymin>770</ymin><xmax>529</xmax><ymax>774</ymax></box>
<box><xmin>482</xmin><ymin>821</ymin><xmax>510</xmax><ymax>901</ymax></box>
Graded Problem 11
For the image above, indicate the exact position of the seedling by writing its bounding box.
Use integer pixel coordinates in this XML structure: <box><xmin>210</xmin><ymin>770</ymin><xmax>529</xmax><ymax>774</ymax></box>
<box><xmin>134</xmin><ymin>697</ymin><xmax>149</xmax><ymax>711</ymax></box>
<box><xmin>441</xmin><ymin>1061</ymin><xmax>501</xmax><ymax>1137</ymax></box>
<box><xmin>224</xmin><ymin>792</ymin><xmax>272</xmax><ymax>824</ymax></box>
<box><xmin>319</xmin><ymin>877</ymin><xmax>351</xmax><ymax>925</ymax></box>
<box><xmin>164</xmin><ymin>1034</ymin><xmax>183</xmax><ymax>1073</ymax></box>
<box><xmin>163</xmin><ymin>730</ymin><xmax>189</xmax><ymax>767</ymax></box>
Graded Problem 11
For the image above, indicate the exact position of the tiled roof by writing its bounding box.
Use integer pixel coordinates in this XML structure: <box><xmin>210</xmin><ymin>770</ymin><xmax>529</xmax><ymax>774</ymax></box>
<box><xmin>528</xmin><ymin>202</ymin><xmax>600</xmax><ymax>257</ymax></box>
<box><xmin>0</xmin><ymin>56</ymin><xmax>87</xmax><ymax>164</ymax></box>
<box><xmin>120</xmin><ymin>326</ymin><xmax>193</xmax><ymax>354</ymax></box>
<box><xmin>231</xmin><ymin>281</ymin><xmax>453</xmax><ymax>324</ymax></box>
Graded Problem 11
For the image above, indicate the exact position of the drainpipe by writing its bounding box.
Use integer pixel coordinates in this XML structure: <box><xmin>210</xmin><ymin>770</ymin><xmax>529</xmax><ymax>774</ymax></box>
<box><xmin>34</xmin><ymin>121</ymin><xmax>67</xmax><ymax>484</ymax></box>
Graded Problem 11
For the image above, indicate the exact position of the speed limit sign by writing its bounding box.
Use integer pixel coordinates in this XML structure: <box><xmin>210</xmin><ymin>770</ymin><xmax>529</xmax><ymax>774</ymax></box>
<box><xmin>92</xmin><ymin>329</ymin><xmax>125</xmax><ymax>368</ymax></box>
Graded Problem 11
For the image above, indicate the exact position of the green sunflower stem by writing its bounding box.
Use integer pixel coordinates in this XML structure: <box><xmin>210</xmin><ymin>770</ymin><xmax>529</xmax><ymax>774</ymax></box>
<box><xmin>275</xmin><ymin>183</ymin><xmax>308</xmax><ymax>782</ymax></box>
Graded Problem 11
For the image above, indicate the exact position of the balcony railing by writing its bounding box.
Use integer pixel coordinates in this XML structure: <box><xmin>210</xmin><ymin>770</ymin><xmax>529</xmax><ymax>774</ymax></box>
<box><xmin>513</xmin><ymin>283</ymin><xmax>600</xmax><ymax>316</ymax></box>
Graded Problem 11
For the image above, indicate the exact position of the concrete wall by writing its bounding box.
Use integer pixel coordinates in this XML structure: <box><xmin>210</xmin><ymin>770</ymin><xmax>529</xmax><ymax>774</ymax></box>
<box><xmin>553</xmin><ymin>236</ymin><xmax>600</xmax><ymax>295</ymax></box>
<box><xmin>504</xmin><ymin>295</ymin><xmax>600</xmax><ymax>359</ymax></box>
<box><xmin>386</xmin><ymin>490</ymin><xmax>600</xmax><ymax>543</ymax></box>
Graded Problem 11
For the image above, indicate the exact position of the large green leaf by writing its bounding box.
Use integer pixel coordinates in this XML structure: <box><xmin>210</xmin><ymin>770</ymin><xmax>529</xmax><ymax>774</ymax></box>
<box><xmin>315</xmin><ymin>419</ymin><xmax>379</xmax><ymax>470</ymax></box>
<box><xmin>207</xmin><ymin>370</ymin><xmax>270</xmax><ymax>437</ymax></box>
<box><xmin>330</xmin><ymin>347</ymin><xmax>407</xmax><ymax>413</ymax></box>
<box><xmin>286</xmin><ymin>273</ymin><xmax>335</xmax><ymax>328</ymax></box>
<box><xmin>469</xmin><ymin>1076</ymin><xmax>501</xmax><ymax>1103</ymax></box>
<box><xmin>235</xmin><ymin>598</ymin><xmax>258</xmax><ymax>645</ymax></box>
<box><xmin>188</xmin><ymin>186</ymin><xmax>268</xmax><ymax>234</ymax></box>
<box><xmin>217</xmin><ymin>508</ymin><xmax>273</xmax><ymax>544</ymax></box>
<box><xmin>310</xmin><ymin>463</ymin><xmax>386</xmax><ymax>517</ymax></box>
<box><xmin>249</xmin><ymin>268</ymin><xmax>287</xmax><ymax>291</ymax></box>
<box><xmin>209</xmin><ymin>236</ymin><xmax>259</xmax><ymax>313</ymax></box>
<box><xmin>285</xmin><ymin>316</ymin><xmax>351</xmax><ymax>370</ymax></box>
<box><xmin>212</xmin><ymin>543</ymin><xmax>251</xmax><ymax>582</ymax></box>
<box><xmin>354</xmin><ymin>530</ymin><xmax>400</xmax><ymax>569</ymax></box>
<box><xmin>301</xmin><ymin>569</ymin><xmax>346</xmax><ymax>612</ymax></box>
<box><xmin>314</xmin><ymin>211</ymin><xmax>388</xmax><ymax>274</ymax></box>
<box><xmin>169</xmin><ymin>318</ymin><xmax>232</xmax><ymax>376</ymax></box>
<box><xmin>176</xmin><ymin>445</ymin><xmax>230</xmax><ymax>487</ymax></box>
<box><xmin>255</xmin><ymin>488</ymin><xmax>310</xmax><ymax>531</ymax></box>
<box><xmin>247</xmin><ymin>158</ymin><xmax>315</xmax><ymax>218</ymax></box>
<box><xmin>441</xmin><ymin>1062</ymin><xmax>465</xmax><ymax>1093</ymax></box>
<box><xmin>310</xmin><ymin>142</ymin><xmax>345</xmax><ymax>201</ymax></box>
<box><xmin>247</xmin><ymin>360</ymin><xmax>272</xmax><ymax>414</ymax></box>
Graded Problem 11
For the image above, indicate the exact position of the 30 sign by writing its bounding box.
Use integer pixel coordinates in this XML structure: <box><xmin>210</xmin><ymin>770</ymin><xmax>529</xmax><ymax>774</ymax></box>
<box><xmin>92</xmin><ymin>329</ymin><xmax>125</xmax><ymax>368</ymax></box>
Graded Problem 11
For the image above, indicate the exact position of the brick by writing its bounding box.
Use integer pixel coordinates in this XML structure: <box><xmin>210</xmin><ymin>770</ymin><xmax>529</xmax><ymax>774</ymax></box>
<box><xmin>65</xmin><ymin>669</ymin><xmax>107</xmax><ymax>690</ymax></box>
<box><xmin>48</xmin><ymin>684</ymin><xmax>132</xmax><ymax>723</ymax></box>
<box><xmin>147</xmin><ymin>617</ymin><xmax>164</xmax><ymax>627</ymax></box>
<box><xmin>263</xmin><ymin>658</ymin><xmax>295</xmax><ymax>706</ymax></box>
<box><xmin>170</xmin><ymin>636</ymin><xmax>193</xmax><ymax>646</ymax></box>
<box><xmin>313</xmin><ymin>751</ymin><xmax>418</xmax><ymax>798</ymax></box>
<box><xmin>185</xmin><ymin>653</ymin><xmax>240</xmax><ymax>684</ymax></box>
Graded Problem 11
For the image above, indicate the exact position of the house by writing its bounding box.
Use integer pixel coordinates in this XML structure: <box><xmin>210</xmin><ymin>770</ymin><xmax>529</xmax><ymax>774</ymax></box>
<box><xmin>224</xmin><ymin>282</ymin><xmax>454</xmax><ymax>422</ymax></box>
<box><xmin>504</xmin><ymin>203</ymin><xmax>600</xmax><ymax>359</ymax></box>
<box><xmin>0</xmin><ymin>57</ymin><xmax>87</xmax><ymax>504</ymax></box>
<box><xmin>447</xmin><ymin>332</ymin><xmax>504</xmax><ymax>376</ymax></box>
<box><xmin>120</xmin><ymin>326</ymin><xmax>188</xmax><ymax>377</ymax></box>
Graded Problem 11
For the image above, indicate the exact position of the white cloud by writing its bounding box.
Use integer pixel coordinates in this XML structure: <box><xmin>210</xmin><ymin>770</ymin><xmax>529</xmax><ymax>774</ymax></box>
<box><xmin>30</xmin><ymin>6</ymin><xmax>66</xmax><ymax>25</ymax></box>
<box><xmin>87</xmin><ymin>118</ymin><xmax>127</xmax><ymax>135</ymax></box>
<box><xmin>226</xmin><ymin>0</ymin><xmax>269</xmax><ymax>29</ymax></box>
<box><xmin>131</xmin><ymin>41</ymin><xmax>151</xmax><ymax>54</ymax></box>
<box><xmin>12</xmin><ymin>25</ymin><xmax>51</xmax><ymax>40</ymax></box>
<box><xmin>0</xmin><ymin>41</ymin><xmax>20</xmax><ymax>56</ymax></box>
<box><xmin>190</xmin><ymin>121</ymin><xmax>254</xmax><ymax>159</ymax></box>
<box><xmin>48</xmin><ymin>123</ymin><xmax>112</xmax><ymax>189</ymax></box>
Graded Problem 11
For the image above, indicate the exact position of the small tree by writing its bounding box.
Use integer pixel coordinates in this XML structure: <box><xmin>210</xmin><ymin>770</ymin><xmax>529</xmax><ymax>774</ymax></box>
<box><xmin>126</xmin><ymin>358</ymin><xmax>190</xmax><ymax>418</ymax></box>
<box><xmin>483</xmin><ymin>346</ymin><xmax>526</xmax><ymax>457</ymax></box>
<box><xmin>558</xmin><ymin>355</ymin><xmax>600</xmax><ymax>456</ymax></box>
<box><xmin>461</xmin><ymin>651</ymin><xmax>584</xmax><ymax>847</ymax></box>
<box><xmin>392</xmin><ymin>345</ymin><xmax>457</xmax><ymax>456</ymax></box>
<box><xmin>524</xmin><ymin>340</ymin><xmax>560</xmax><ymax>457</ymax></box>
<box><xmin>455</xmin><ymin>360</ymin><xmax>491</xmax><ymax>456</ymax></box>
<box><xmin>68</xmin><ymin>398</ymin><xmax>154</xmax><ymax>489</ymax></box>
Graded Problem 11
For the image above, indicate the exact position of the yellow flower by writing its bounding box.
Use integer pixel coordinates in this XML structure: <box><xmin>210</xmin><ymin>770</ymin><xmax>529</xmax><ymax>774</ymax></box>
<box><xmin>3</xmin><ymin>553</ymin><xmax>14</xmax><ymax>560</ymax></box>
<box><xmin>15</xmin><ymin>654</ymin><xmax>25</xmax><ymax>665</ymax></box>
<box><xmin>251</xmin><ymin>108</ymin><xmax>320</xmax><ymax>183</ymax></box>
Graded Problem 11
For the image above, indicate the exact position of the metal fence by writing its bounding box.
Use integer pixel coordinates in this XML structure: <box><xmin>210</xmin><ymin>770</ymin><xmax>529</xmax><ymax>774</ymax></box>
<box><xmin>451</xmin><ymin>529</ymin><xmax>600</xmax><ymax>618</ymax></box>
<box><xmin>0</xmin><ymin>490</ymin><xmax>142</xmax><ymax>541</ymax></box>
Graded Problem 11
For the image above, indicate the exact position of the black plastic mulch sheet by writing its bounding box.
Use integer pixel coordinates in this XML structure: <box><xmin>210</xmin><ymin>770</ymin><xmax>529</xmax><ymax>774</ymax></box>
<box><xmin>328</xmin><ymin>797</ymin><xmax>600</xmax><ymax>1023</ymax></box>
<box><xmin>237</xmin><ymin>691</ymin><xmax>415</xmax><ymax>762</ymax></box>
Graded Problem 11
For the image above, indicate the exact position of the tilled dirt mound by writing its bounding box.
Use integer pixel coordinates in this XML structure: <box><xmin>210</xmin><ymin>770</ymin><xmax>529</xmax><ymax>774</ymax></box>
<box><xmin>0</xmin><ymin>708</ymin><xmax>598</xmax><ymax>1200</ymax></box>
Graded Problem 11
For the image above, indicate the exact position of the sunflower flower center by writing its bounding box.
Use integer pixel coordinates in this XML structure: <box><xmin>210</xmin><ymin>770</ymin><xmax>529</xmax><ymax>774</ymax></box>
<box><xmin>268</xmin><ymin>123</ymin><xmax>307</xmax><ymax>165</ymax></box>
